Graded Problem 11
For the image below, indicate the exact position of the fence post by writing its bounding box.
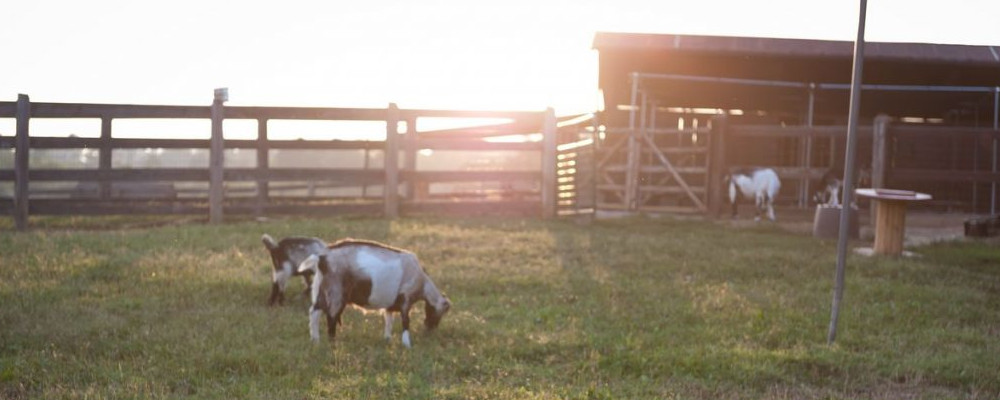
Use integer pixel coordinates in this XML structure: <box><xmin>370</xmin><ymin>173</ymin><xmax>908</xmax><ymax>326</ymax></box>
<box><xmin>99</xmin><ymin>117</ymin><xmax>112</xmax><ymax>199</ymax></box>
<box><xmin>872</xmin><ymin>114</ymin><xmax>890</xmax><ymax>222</ymax></box>
<box><xmin>707</xmin><ymin>114</ymin><xmax>728</xmax><ymax>218</ymax></box>
<box><xmin>542</xmin><ymin>107</ymin><xmax>558</xmax><ymax>219</ymax></box>
<box><xmin>255</xmin><ymin>118</ymin><xmax>269</xmax><ymax>217</ymax></box>
<box><xmin>209</xmin><ymin>88</ymin><xmax>227</xmax><ymax>224</ymax></box>
<box><xmin>384</xmin><ymin>103</ymin><xmax>400</xmax><ymax>218</ymax></box>
<box><xmin>14</xmin><ymin>94</ymin><xmax>30</xmax><ymax>231</ymax></box>
<box><xmin>404</xmin><ymin>117</ymin><xmax>417</xmax><ymax>202</ymax></box>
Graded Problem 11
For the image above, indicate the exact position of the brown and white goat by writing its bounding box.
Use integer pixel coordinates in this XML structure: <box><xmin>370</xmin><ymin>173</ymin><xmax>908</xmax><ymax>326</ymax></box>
<box><xmin>297</xmin><ymin>239</ymin><xmax>451</xmax><ymax>348</ymax></box>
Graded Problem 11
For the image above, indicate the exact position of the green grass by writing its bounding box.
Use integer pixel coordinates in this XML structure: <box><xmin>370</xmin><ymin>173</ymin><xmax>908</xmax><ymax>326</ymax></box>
<box><xmin>1</xmin><ymin>215</ymin><xmax>998</xmax><ymax>399</ymax></box>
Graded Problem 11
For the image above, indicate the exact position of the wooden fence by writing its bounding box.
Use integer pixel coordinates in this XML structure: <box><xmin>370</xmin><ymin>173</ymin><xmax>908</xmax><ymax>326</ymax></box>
<box><xmin>1</xmin><ymin>94</ymin><xmax>559</xmax><ymax>230</ymax></box>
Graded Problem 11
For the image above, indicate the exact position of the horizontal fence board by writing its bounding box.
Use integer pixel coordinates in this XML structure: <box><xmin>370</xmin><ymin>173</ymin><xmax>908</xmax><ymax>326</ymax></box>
<box><xmin>889</xmin><ymin>169</ymin><xmax>1000</xmax><ymax>183</ymax></box>
<box><xmin>9</xmin><ymin>137</ymin><xmax>383</xmax><ymax>150</ymax></box>
<box><xmin>892</xmin><ymin>125</ymin><xmax>998</xmax><ymax>137</ymax></box>
<box><xmin>0</xmin><ymin>101</ymin><xmax>14</xmax><ymax>117</ymax></box>
<box><xmin>401</xmin><ymin>200</ymin><xmax>540</xmax><ymax>216</ymax></box>
<box><xmin>730</xmin><ymin>125</ymin><xmax>872</xmax><ymax>138</ymax></box>
<box><xmin>227</xmin><ymin>202</ymin><xmax>382</xmax><ymax>216</ymax></box>
<box><xmin>29</xmin><ymin>103</ymin><xmax>211</xmax><ymax>119</ymax></box>
<box><xmin>3</xmin><ymin>168</ymin><xmax>209</xmax><ymax>181</ymax></box>
<box><xmin>0</xmin><ymin>168</ymin><xmax>386</xmax><ymax>182</ymax></box>
<box><xmin>601</xmin><ymin>165</ymin><xmax>706</xmax><ymax>174</ymax></box>
<box><xmin>416</xmin><ymin>138</ymin><xmax>542</xmax><ymax>151</ymax></box>
<box><xmin>225</xmin><ymin>168</ymin><xmax>383</xmax><ymax>182</ymax></box>
<box><xmin>224</xmin><ymin>106</ymin><xmax>387</xmax><ymax>121</ymax></box>
<box><xmin>401</xmin><ymin>109</ymin><xmax>543</xmax><ymax>121</ymax></box>
<box><xmin>405</xmin><ymin>170</ymin><xmax>540</xmax><ymax>182</ymax></box>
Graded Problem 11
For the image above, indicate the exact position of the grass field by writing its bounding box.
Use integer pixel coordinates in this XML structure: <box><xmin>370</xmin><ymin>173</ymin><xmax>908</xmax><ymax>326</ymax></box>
<box><xmin>1</xmin><ymin>215</ymin><xmax>998</xmax><ymax>399</ymax></box>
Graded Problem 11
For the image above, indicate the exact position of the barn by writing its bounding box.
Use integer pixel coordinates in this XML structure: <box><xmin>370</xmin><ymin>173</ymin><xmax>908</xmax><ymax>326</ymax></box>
<box><xmin>589</xmin><ymin>32</ymin><xmax>1000</xmax><ymax>214</ymax></box>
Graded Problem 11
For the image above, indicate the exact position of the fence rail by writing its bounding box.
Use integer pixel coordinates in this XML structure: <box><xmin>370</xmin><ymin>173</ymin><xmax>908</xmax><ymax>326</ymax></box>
<box><xmin>1</xmin><ymin>94</ymin><xmax>559</xmax><ymax>229</ymax></box>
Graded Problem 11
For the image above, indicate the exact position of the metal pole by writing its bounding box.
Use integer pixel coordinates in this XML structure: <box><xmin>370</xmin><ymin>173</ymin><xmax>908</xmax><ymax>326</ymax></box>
<box><xmin>625</xmin><ymin>73</ymin><xmax>640</xmax><ymax>211</ymax></box>
<box><xmin>829</xmin><ymin>0</ymin><xmax>867</xmax><ymax>345</ymax></box>
<box><xmin>802</xmin><ymin>84</ymin><xmax>816</xmax><ymax>208</ymax></box>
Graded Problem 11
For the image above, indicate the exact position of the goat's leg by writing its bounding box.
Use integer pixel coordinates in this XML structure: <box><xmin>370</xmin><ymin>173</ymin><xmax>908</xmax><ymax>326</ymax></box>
<box><xmin>753</xmin><ymin>195</ymin><xmax>764</xmax><ymax>222</ymax></box>
<box><xmin>400</xmin><ymin>304</ymin><xmax>413</xmax><ymax>348</ymax></box>
<box><xmin>301</xmin><ymin>275</ymin><xmax>313</xmax><ymax>301</ymax></box>
<box><xmin>326</xmin><ymin>305</ymin><xmax>345</xmax><ymax>341</ymax></box>
<box><xmin>382</xmin><ymin>311</ymin><xmax>394</xmax><ymax>341</ymax></box>
<box><xmin>308</xmin><ymin>308</ymin><xmax>322</xmax><ymax>342</ymax></box>
<box><xmin>268</xmin><ymin>282</ymin><xmax>284</xmax><ymax>306</ymax></box>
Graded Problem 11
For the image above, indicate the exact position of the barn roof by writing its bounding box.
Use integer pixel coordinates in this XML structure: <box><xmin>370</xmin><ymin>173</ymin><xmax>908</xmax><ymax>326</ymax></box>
<box><xmin>593</xmin><ymin>32</ymin><xmax>1000</xmax><ymax>125</ymax></box>
<box><xmin>593</xmin><ymin>32</ymin><xmax>1000</xmax><ymax>67</ymax></box>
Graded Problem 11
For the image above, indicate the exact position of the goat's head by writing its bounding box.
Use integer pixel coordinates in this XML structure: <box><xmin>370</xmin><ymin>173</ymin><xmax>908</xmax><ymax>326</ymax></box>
<box><xmin>424</xmin><ymin>296</ymin><xmax>451</xmax><ymax>330</ymax></box>
<box><xmin>262</xmin><ymin>234</ymin><xmax>293</xmax><ymax>306</ymax></box>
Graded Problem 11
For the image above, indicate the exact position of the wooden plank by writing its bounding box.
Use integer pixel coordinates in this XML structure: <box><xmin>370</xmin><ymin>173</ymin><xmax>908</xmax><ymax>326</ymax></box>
<box><xmin>404</xmin><ymin>170</ymin><xmax>540</xmax><ymax>182</ymax></box>
<box><xmin>401</xmin><ymin>109</ymin><xmax>543</xmax><ymax>121</ymax></box>
<box><xmin>227</xmin><ymin>168</ymin><xmax>383</xmax><ymax>182</ymax></box>
<box><xmin>28</xmin><ymin>102</ymin><xmax>209</xmax><ymax>119</ymax></box>
<box><xmin>888</xmin><ymin>169</ymin><xmax>1000</xmax><ymax>183</ymax></box>
<box><xmin>637</xmin><ymin>205</ymin><xmax>704</xmax><ymax>214</ymax></box>
<box><xmin>730</xmin><ymin>125</ymin><xmax>873</xmax><ymax>138</ymax></box>
<box><xmin>638</xmin><ymin>186</ymin><xmax>706</xmax><ymax>195</ymax></box>
<box><xmin>5</xmin><ymin>168</ymin><xmax>207</xmax><ymax>181</ymax></box>
<box><xmin>401</xmin><ymin>200</ymin><xmax>540</xmax><ymax>216</ymax></box>
<box><xmin>602</xmin><ymin>165</ymin><xmax>706</xmax><ymax>174</ymax></box>
<box><xmin>415</xmin><ymin>138</ymin><xmax>541</xmax><ymax>151</ymax></box>
<box><xmin>224</xmin><ymin>106</ymin><xmax>386</xmax><ymax>121</ymax></box>
<box><xmin>0</xmin><ymin>101</ymin><xmax>15</xmax><ymax>117</ymax></box>
<box><xmin>892</xmin><ymin>125</ymin><xmax>994</xmax><ymax>137</ymax></box>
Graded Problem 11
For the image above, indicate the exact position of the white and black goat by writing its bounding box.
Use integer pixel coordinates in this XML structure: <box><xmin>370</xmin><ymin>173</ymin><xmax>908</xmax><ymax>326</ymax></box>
<box><xmin>726</xmin><ymin>167</ymin><xmax>781</xmax><ymax>221</ymax></box>
<box><xmin>297</xmin><ymin>239</ymin><xmax>451</xmax><ymax>348</ymax></box>
<box><xmin>813</xmin><ymin>166</ymin><xmax>871</xmax><ymax>207</ymax></box>
<box><xmin>261</xmin><ymin>234</ymin><xmax>327</xmax><ymax>306</ymax></box>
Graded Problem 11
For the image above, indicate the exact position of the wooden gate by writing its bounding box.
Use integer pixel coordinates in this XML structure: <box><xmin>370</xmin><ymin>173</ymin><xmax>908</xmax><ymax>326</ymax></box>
<box><xmin>595</xmin><ymin>123</ymin><xmax>710</xmax><ymax>214</ymax></box>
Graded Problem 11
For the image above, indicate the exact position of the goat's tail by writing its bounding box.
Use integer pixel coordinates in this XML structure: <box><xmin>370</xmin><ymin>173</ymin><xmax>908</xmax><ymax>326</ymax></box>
<box><xmin>298</xmin><ymin>254</ymin><xmax>320</xmax><ymax>274</ymax></box>
<box><xmin>261</xmin><ymin>234</ymin><xmax>279</xmax><ymax>250</ymax></box>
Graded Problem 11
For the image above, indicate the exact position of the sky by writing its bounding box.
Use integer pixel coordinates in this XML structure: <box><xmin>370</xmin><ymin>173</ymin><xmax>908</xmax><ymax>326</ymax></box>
<box><xmin>3</xmin><ymin>0</ymin><xmax>1000</xmax><ymax>138</ymax></box>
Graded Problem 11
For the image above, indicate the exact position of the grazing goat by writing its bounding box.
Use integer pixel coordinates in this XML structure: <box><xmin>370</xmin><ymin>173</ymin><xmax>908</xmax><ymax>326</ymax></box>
<box><xmin>726</xmin><ymin>167</ymin><xmax>781</xmax><ymax>221</ymax></box>
<box><xmin>298</xmin><ymin>239</ymin><xmax>451</xmax><ymax>348</ymax></box>
<box><xmin>261</xmin><ymin>234</ymin><xmax>326</xmax><ymax>306</ymax></box>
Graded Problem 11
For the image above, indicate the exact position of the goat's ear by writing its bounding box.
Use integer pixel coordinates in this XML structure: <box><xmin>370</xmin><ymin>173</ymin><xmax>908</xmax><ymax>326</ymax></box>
<box><xmin>298</xmin><ymin>254</ymin><xmax>319</xmax><ymax>274</ymax></box>
<box><xmin>262</xmin><ymin>234</ymin><xmax>279</xmax><ymax>250</ymax></box>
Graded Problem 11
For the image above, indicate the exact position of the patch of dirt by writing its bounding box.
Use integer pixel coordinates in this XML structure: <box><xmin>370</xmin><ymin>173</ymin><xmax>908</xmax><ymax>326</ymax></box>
<box><xmin>750</xmin><ymin>207</ymin><xmax>977</xmax><ymax>248</ymax></box>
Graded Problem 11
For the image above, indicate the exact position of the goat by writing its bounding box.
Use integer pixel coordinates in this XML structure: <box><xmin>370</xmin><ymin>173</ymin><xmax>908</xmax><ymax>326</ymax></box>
<box><xmin>726</xmin><ymin>167</ymin><xmax>781</xmax><ymax>221</ymax></box>
<box><xmin>260</xmin><ymin>234</ymin><xmax>326</xmax><ymax>306</ymax></box>
<box><xmin>297</xmin><ymin>239</ymin><xmax>451</xmax><ymax>348</ymax></box>
<box><xmin>813</xmin><ymin>166</ymin><xmax>871</xmax><ymax>207</ymax></box>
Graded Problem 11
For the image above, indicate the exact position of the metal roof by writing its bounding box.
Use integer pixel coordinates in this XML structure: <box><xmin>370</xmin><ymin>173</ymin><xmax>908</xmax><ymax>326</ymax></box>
<box><xmin>593</xmin><ymin>32</ymin><xmax>1000</xmax><ymax>67</ymax></box>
